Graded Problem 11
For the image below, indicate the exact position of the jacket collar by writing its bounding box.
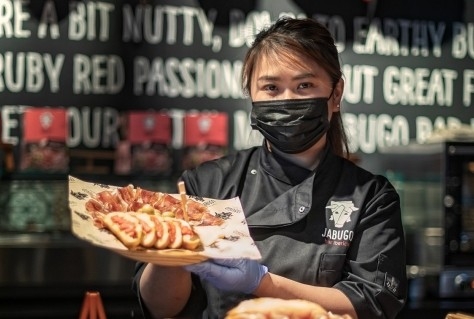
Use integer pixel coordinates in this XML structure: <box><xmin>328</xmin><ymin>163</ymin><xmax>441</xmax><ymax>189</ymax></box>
<box><xmin>247</xmin><ymin>143</ymin><xmax>334</xmax><ymax>227</ymax></box>
<box><xmin>259</xmin><ymin>142</ymin><xmax>316</xmax><ymax>185</ymax></box>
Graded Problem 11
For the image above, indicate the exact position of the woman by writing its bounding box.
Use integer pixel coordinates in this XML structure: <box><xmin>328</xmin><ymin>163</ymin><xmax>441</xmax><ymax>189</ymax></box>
<box><xmin>133</xmin><ymin>17</ymin><xmax>407</xmax><ymax>319</ymax></box>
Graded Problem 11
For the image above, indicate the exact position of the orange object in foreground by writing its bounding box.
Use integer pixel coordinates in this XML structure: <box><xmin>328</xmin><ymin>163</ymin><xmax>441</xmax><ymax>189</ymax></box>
<box><xmin>78</xmin><ymin>291</ymin><xmax>107</xmax><ymax>319</ymax></box>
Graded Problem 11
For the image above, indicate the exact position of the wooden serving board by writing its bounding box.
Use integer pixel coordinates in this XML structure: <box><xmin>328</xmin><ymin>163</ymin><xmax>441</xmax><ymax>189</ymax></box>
<box><xmin>112</xmin><ymin>248</ymin><xmax>208</xmax><ymax>266</ymax></box>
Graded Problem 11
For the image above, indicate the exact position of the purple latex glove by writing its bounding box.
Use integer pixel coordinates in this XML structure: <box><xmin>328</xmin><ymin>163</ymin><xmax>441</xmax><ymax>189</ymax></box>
<box><xmin>184</xmin><ymin>258</ymin><xmax>268</xmax><ymax>294</ymax></box>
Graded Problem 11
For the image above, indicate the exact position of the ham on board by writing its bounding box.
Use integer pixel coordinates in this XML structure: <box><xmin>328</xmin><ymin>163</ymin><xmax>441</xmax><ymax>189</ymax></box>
<box><xmin>84</xmin><ymin>184</ymin><xmax>224</xmax><ymax>251</ymax></box>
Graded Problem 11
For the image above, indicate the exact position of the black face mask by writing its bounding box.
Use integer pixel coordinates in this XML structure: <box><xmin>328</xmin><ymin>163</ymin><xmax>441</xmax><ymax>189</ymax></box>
<box><xmin>250</xmin><ymin>97</ymin><xmax>330</xmax><ymax>154</ymax></box>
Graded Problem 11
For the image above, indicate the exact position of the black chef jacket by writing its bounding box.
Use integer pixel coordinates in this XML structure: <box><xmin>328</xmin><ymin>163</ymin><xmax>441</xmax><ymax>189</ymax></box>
<box><xmin>132</xmin><ymin>144</ymin><xmax>407</xmax><ymax>319</ymax></box>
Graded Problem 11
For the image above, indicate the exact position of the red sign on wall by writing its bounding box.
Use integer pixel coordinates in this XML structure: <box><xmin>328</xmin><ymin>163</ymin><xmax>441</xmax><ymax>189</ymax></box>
<box><xmin>22</xmin><ymin>108</ymin><xmax>67</xmax><ymax>142</ymax></box>
<box><xmin>127</xmin><ymin>111</ymin><xmax>172</xmax><ymax>145</ymax></box>
<box><xmin>184</xmin><ymin>112</ymin><xmax>228</xmax><ymax>147</ymax></box>
<box><xmin>20</xmin><ymin>107</ymin><xmax>69</xmax><ymax>172</ymax></box>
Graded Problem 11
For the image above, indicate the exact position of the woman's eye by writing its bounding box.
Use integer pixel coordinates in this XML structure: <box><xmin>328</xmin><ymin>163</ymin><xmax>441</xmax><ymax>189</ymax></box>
<box><xmin>264</xmin><ymin>84</ymin><xmax>277</xmax><ymax>91</ymax></box>
<box><xmin>298</xmin><ymin>82</ymin><xmax>312</xmax><ymax>89</ymax></box>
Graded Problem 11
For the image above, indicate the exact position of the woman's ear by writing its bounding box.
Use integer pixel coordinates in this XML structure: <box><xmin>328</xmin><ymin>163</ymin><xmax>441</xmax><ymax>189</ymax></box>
<box><xmin>331</xmin><ymin>78</ymin><xmax>344</xmax><ymax>111</ymax></box>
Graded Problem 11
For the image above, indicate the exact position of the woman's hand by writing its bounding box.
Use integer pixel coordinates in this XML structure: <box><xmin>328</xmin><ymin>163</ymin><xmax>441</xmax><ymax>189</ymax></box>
<box><xmin>185</xmin><ymin>258</ymin><xmax>268</xmax><ymax>294</ymax></box>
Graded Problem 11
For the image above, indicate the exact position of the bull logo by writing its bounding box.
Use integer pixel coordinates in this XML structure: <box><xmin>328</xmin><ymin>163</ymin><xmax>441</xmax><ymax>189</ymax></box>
<box><xmin>326</xmin><ymin>201</ymin><xmax>358</xmax><ymax>228</ymax></box>
<box><xmin>198</xmin><ymin>116</ymin><xmax>211</xmax><ymax>134</ymax></box>
<box><xmin>143</xmin><ymin>115</ymin><xmax>155</xmax><ymax>133</ymax></box>
<box><xmin>39</xmin><ymin>111</ymin><xmax>53</xmax><ymax>131</ymax></box>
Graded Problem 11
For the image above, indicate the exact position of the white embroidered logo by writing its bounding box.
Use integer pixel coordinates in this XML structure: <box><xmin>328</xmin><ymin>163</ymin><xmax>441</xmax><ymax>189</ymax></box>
<box><xmin>385</xmin><ymin>274</ymin><xmax>400</xmax><ymax>295</ymax></box>
<box><xmin>326</xmin><ymin>201</ymin><xmax>359</xmax><ymax>228</ymax></box>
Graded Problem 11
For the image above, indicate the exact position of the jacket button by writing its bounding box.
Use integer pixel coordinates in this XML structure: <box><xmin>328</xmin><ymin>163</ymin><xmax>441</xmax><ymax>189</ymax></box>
<box><xmin>298</xmin><ymin>206</ymin><xmax>305</xmax><ymax>213</ymax></box>
<box><xmin>250</xmin><ymin>169</ymin><xmax>257</xmax><ymax>175</ymax></box>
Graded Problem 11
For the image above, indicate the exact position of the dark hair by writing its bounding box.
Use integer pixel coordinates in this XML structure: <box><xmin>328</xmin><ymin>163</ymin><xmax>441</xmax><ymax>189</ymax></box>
<box><xmin>241</xmin><ymin>17</ymin><xmax>349</xmax><ymax>158</ymax></box>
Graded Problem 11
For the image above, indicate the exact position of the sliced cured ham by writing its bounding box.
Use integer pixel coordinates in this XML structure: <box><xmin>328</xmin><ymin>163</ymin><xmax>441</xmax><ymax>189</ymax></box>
<box><xmin>85</xmin><ymin>184</ymin><xmax>223</xmax><ymax>227</ymax></box>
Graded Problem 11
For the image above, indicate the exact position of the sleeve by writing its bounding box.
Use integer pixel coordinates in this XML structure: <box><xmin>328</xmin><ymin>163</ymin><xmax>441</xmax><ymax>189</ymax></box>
<box><xmin>334</xmin><ymin>177</ymin><xmax>408</xmax><ymax>319</ymax></box>
<box><xmin>180</xmin><ymin>149</ymin><xmax>255</xmax><ymax>199</ymax></box>
<box><xmin>180</xmin><ymin>159</ymin><xmax>231</xmax><ymax>199</ymax></box>
<box><xmin>131</xmin><ymin>261</ymin><xmax>208</xmax><ymax>319</ymax></box>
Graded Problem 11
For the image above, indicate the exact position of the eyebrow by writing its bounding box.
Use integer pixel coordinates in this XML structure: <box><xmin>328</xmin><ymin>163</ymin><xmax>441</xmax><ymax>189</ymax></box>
<box><xmin>294</xmin><ymin>72</ymin><xmax>316</xmax><ymax>80</ymax></box>
<box><xmin>256</xmin><ymin>72</ymin><xmax>316</xmax><ymax>82</ymax></box>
